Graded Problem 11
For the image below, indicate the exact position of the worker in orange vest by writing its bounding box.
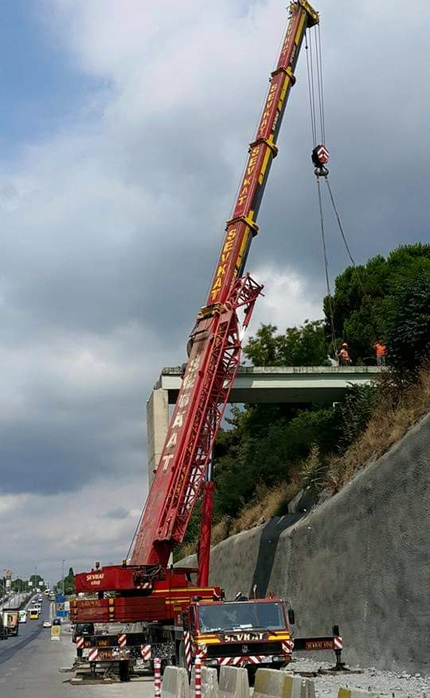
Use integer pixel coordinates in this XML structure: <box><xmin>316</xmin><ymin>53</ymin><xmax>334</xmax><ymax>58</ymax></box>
<box><xmin>337</xmin><ymin>342</ymin><xmax>352</xmax><ymax>366</ymax></box>
<box><xmin>374</xmin><ymin>340</ymin><xmax>387</xmax><ymax>366</ymax></box>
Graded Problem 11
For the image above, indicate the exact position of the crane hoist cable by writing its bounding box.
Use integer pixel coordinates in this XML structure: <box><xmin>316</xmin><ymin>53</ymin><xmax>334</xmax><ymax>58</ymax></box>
<box><xmin>316</xmin><ymin>175</ymin><xmax>337</xmax><ymax>355</ymax></box>
<box><xmin>305</xmin><ymin>23</ymin><xmax>360</xmax><ymax>354</ymax></box>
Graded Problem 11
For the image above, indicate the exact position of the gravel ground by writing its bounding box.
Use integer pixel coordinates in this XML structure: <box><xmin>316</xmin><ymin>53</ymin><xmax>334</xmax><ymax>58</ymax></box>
<box><xmin>284</xmin><ymin>658</ymin><xmax>430</xmax><ymax>697</ymax></box>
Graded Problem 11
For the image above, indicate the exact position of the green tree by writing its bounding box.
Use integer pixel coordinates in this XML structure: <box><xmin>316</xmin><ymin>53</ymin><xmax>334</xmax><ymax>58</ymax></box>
<box><xmin>243</xmin><ymin>324</ymin><xmax>281</xmax><ymax>365</ymax></box>
<box><xmin>11</xmin><ymin>578</ymin><xmax>29</xmax><ymax>593</ymax></box>
<box><xmin>29</xmin><ymin>574</ymin><xmax>44</xmax><ymax>589</ymax></box>
<box><xmin>244</xmin><ymin>320</ymin><xmax>328</xmax><ymax>366</ymax></box>
<box><xmin>57</xmin><ymin>568</ymin><xmax>75</xmax><ymax>595</ymax></box>
<box><xmin>384</xmin><ymin>270</ymin><xmax>430</xmax><ymax>374</ymax></box>
<box><xmin>327</xmin><ymin>244</ymin><xmax>430</xmax><ymax>361</ymax></box>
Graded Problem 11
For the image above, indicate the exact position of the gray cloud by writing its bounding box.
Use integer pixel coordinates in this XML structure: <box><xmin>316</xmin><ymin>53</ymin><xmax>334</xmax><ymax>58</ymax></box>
<box><xmin>0</xmin><ymin>0</ymin><xmax>429</xmax><ymax>576</ymax></box>
<box><xmin>103</xmin><ymin>507</ymin><xmax>131</xmax><ymax>520</ymax></box>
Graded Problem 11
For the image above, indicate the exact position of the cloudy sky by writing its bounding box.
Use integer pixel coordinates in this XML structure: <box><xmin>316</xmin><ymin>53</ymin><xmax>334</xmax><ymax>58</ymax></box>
<box><xmin>0</xmin><ymin>0</ymin><xmax>428</xmax><ymax>584</ymax></box>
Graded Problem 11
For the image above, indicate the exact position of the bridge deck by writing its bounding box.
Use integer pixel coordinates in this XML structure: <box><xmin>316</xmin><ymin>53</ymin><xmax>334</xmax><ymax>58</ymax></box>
<box><xmin>147</xmin><ymin>366</ymin><xmax>382</xmax><ymax>479</ymax></box>
<box><xmin>155</xmin><ymin>365</ymin><xmax>382</xmax><ymax>404</ymax></box>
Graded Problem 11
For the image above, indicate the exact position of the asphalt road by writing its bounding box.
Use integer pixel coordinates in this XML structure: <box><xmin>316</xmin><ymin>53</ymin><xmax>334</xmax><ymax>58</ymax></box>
<box><xmin>0</xmin><ymin>595</ymin><xmax>48</xmax><ymax>667</ymax></box>
<box><xmin>0</xmin><ymin>601</ymin><xmax>156</xmax><ymax>697</ymax></box>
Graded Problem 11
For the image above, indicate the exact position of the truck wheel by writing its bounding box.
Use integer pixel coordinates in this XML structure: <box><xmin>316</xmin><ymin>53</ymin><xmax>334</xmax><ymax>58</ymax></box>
<box><xmin>119</xmin><ymin>661</ymin><xmax>130</xmax><ymax>682</ymax></box>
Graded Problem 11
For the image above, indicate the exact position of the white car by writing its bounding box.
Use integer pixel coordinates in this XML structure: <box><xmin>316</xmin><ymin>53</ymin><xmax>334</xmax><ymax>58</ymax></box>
<box><xmin>43</xmin><ymin>620</ymin><xmax>52</xmax><ymax>628</ymax></box>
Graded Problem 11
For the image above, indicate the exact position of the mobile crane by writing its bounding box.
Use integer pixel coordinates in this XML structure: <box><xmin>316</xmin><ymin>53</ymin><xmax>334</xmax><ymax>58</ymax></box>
<box><xmin>71</xmin><ymin>0</ymin><xmax>345</xmax><ymax>679</ymax></box>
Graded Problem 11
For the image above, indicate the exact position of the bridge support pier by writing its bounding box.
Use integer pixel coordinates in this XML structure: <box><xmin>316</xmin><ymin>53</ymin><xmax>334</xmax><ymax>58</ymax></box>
<box><xmin>147</xmin><ymin>388</ymin><xmax>169</xmax><ymax>485</ymax></box>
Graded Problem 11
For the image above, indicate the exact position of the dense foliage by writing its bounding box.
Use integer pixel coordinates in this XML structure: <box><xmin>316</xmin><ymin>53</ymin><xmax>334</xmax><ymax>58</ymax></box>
<box><xmin>327</xmin><ymin>243</ymin><xmax>430</xmax><ymax>364</ymax></box>
<box><xmin>56</xmin><ymin>567</ymin><xmax>75</xmax><ymax>595</ymax></box>
<box><xmin>244</xmin><ymin>320</ymin><xmax>328</xmax><ymax>366</ymax></box>
<box><xmin>384</xmin><ymin>270</ymin><xmax>430</xmax><ymax>374</ymax></box>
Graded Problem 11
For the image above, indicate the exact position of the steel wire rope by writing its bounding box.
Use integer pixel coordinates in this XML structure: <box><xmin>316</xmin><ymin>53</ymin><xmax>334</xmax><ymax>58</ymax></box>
<box><xmin>315</xmin><ymin>24</ymin><xmax>326</xmax><ymax>144</ymax></box>
<box><xmin>126</xmin><ymin>508</ymin><xmax>144</xmax><ymax>560</ymax></box>
<box><xmin>308</xmin><ymin>20</ymin><xmax>366</xmax><ymax>353</ymax></box>
<box><xmin>323</xmin><ymin>177</ymin><xmax>369</xmax><ymax>298</ymax></box>
<box><xmin>312</xmin><ymin>23</ymin><xmax>360</xmax><ymax>281</ymax></box>
<box><xmin>305</xmin><ymin>31</ymin><xmax>317</xmax><ymax>145</ymax></box>
<box><xmin>324</xmin><ymin>178</ymin><xmax>355</xmax><ymax>266</ymax></box>
<box><xmin>316</xmin><ymin>177</ymin><xmax>337</xmax><ymax>356</ymax></box>
<box><xmin>306</xmin><ymin>25</ymin><xmax>338</xmax><ymax>357</ymax></box>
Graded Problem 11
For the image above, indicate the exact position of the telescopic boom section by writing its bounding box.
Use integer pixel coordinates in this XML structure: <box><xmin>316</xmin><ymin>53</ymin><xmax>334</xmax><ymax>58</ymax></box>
<box><xmin>131</xmin><ymin>0</ymin><xmax>318</xmax><ymax>569</ymax></box>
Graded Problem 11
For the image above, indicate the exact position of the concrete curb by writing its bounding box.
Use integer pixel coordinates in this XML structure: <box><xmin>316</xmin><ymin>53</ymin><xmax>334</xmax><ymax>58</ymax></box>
<box><xmin>162</xmin><ymin>666</ymin><xmax>190</xmax><ymax>698</ymax></box>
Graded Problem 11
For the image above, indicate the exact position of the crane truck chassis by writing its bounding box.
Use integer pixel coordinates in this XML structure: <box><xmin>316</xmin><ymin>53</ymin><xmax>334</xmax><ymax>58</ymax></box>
<box><xmin>71</xmin><ymin>0</ymin><xmax>348</xmax><ymax>682</ymax></box>
<box><xmin>71</xmin><ymin>574</ymin><xmax>345</xmax><ymax>678</ymax></box>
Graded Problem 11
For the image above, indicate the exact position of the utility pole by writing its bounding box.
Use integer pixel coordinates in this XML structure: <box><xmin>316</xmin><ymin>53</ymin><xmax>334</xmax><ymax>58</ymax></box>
<box><xmin>61</xmin><ymin>559</ymin><xmax>65</xmax><ymax>595</ymax></box>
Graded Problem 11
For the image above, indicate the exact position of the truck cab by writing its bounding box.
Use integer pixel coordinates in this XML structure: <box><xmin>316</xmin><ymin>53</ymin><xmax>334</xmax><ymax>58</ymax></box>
<box><xmin>2</xmin><ymin>609</ymin><xmax>19</xmax><ymax>637</ymax></box>
<box><xmin>179</xmin><ymin>598</ymin><xmax>294</xmax><ymax>671</ymax></box>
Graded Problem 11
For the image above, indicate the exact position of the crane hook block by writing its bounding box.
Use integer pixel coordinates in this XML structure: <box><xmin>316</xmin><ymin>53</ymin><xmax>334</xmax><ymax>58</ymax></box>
<box><xmin>312</xmin><ymin>144</ymin><xmax>329</xmax><ymax>177</ymax></box>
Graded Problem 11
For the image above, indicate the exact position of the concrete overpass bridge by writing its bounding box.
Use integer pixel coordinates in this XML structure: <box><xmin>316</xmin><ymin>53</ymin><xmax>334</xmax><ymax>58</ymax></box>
<box><xmin>147</xmin><ymin>365</ymin><xmax>381</xmax><ymax>478</ymax></box>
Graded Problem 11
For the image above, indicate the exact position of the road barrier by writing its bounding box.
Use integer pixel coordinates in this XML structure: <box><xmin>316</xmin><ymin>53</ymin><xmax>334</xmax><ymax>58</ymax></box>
<box><xmin>161</xmin><ymin>666</ymin><xmax>190</xmax><ymax>698</ymax></box>
<box><xmin>338</xmin><ymin>690</ymin><xmax>386</xmax><ymax>698</ymax></box>
<box><xmin>191</xmin><ymin>665</ymin><xmax>218</xmax><ymax>698</ymax></box>
<box><xmin>219</xmin><ymin>666</ymin><xmax>250</xmax><ymax>698</ymax></box>
<box><xmin>254</xmin><ymin>669</ymin><xmax>315</xmax><ymax>698</ymax></box>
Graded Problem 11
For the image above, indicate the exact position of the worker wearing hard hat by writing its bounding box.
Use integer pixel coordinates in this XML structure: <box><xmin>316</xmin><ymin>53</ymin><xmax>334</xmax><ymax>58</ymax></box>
<box><xmin>374</xmin><ymin>340</ymin><xmax>387</xmax><ymax>366</ymax></box>
<box><xmin>337</xmin><ymin>342</ymin><xmax>352</xmax><ymax>366</ymax></box>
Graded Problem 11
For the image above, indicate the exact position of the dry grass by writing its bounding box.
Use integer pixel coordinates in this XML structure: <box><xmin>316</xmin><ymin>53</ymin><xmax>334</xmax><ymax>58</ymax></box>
<box><xmin>212</xmin><ymin>366</ymin><xmax>430</xmax><ymax>541</ymax></box>
<box><xmin>178</xmin><ymin>517</ymin><xmax>233</xmax><ymax>558</ymax></box>
<box><xmin>211</xmin><ymin>517</ymin><xmax>232</xmax><ymax>546</ymax></box>
<box><xmin>326</xmin><ymin>365</ymin><xmax>430</xmax><ymax>491</ymax></box>
<box><xmin>178</xmin><ymin>540</ymin><xmax>196</xmax><ymax>559</ymax></box>
<box><xmin>229</xmin><ymin>477</ymin><xmax>302</xmax><ymax>536</ymax></box>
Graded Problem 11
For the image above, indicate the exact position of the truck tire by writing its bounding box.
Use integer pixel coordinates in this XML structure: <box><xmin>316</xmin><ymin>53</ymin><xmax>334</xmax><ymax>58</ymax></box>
<box><xmin>119</xmin><ymin>660</ymin><xmax>130</xmax><ymax>682</ymax></box>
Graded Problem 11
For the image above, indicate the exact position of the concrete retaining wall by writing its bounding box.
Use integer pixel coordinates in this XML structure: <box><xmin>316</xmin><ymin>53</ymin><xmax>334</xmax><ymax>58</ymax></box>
<box><xmin>182</xmin><ymin>413</ymin><xmax>430</xmax><ymax>674</ymax></box>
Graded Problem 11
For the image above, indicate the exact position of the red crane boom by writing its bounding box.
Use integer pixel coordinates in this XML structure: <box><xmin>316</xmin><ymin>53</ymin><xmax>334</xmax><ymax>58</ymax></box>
<box><xmin>130</xmin><ymin>0</ymin><xmax>319</xmax><ymax>571</ymax></box>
